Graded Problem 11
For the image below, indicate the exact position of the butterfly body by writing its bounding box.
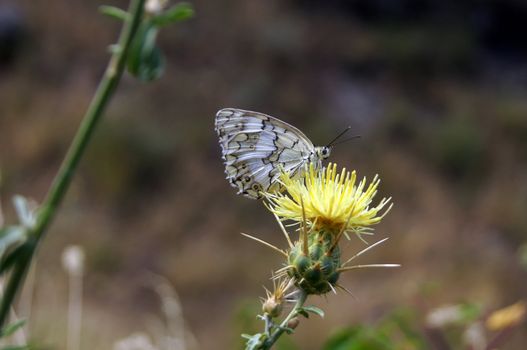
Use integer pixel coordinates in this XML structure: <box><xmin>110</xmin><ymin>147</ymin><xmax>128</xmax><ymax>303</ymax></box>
<box><xmin>215</xmin><ymin>108</ymin><xmax>330</xmax><ymax>199</ymax></box>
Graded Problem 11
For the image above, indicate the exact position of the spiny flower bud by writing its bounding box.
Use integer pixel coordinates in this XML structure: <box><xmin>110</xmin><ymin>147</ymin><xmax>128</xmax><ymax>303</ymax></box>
<box><xmin>262</xmin><ymin>296</ymin><xmax>283</xmax><ymax>318</ymax></box>
<box><xmin>288</xmin><ymin>230</ymin><xmax>340</xmax><ymax>295</ymax></box>
<box><xmin>261</xmin><ymin>277</ymin><xmax>293</xmax><ymax>318</ymax></box>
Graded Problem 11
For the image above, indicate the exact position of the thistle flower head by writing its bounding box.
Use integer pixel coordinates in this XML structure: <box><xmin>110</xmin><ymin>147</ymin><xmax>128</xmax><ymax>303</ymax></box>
<box><xmin>266</xmin><ymin>163</ymin><xmax>392</xmax><ymax>236</ymax></box>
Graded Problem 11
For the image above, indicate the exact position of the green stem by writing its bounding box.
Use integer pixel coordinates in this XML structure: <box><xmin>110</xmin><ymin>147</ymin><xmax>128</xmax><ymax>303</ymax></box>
<box><xmin>262</xmin><ymin>290</ymin><xmax>308</xmax><ymax>350</ymax></box>
<box><xmin>0</xmin><ymin>0</ymin><xmax>146</xmax><ymax>327</ymax></box>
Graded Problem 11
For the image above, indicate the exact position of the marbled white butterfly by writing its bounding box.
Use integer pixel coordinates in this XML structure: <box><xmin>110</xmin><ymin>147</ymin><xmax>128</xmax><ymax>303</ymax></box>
<box><xmin>215</xmin><ymin>108</ymin><xmax>332</xmax><ymax>199</ymax></box>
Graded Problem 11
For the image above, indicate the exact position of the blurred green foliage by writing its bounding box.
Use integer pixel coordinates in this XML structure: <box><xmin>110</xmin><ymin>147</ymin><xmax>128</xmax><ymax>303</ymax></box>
<box><xmin>428</xmin><ymin>118</ymin><xmax>486</xmax><ymax>179</ymax></box>
<box><xmin>101</xmin><ymin>2</ymin><xmax>193</xmax><ymax>81</ymax></box>
<box><xmin>322</xmin><ymin>304</ymin><xmax>485</xmax><ymax>350</ymax></box>
<box><xmin>322</xmin><ymin>300</ymin><xmax>527</xmax><ymax>350</ymax></box>
<box><xmin>323</xmin><ymin>308</ymin><xmax>427</xmax><ymax>350</ymax></box>
<box><xmin>373</xmin><ymin>25</ymin><xmax>475</xmax><ymax>76</ymax></box>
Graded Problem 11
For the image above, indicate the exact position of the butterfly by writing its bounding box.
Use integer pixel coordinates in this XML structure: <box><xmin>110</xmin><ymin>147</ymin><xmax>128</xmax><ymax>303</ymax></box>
<box><xmin>214</xmin><ymin>108</ymin><xmax>333</xmax><ymax>199</ymax></box>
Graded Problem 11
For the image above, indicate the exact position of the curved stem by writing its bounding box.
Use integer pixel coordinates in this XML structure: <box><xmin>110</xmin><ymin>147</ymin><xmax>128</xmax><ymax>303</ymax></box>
<box><xmin>0</xmin><ymin>0</ymin><xmax>146</xmax><ymax>327</ymax></box>
<box><xmin>262</xmin><ymin>290</ymin><xmax>308</xmax><ymax>350</ymax></box>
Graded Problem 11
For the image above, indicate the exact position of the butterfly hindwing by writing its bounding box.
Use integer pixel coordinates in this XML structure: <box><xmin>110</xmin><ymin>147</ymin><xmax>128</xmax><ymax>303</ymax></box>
<box><xmin>215</xmin><ymin>108</ymin><xmax>317</xmax><ymax>199</ymax></box>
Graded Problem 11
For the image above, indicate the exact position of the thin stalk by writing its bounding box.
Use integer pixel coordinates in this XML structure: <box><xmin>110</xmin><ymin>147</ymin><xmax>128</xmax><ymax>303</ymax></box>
<box><xmin>262</xmin><ymin>290</ymin><xmax>308</xmax><ymax>349</ymax></box>
<box><xmin>0</xmin><ymin>0</ymin><xmax>146</xmax><ymax>327</ymax></box>
<box><xmin>264</xmin><ymin>314</ymin><xmax>272</xmax><ymax>337</ymax></box>
<box><xmin>0</xmin><ymin>241</ymin><xmax>33</xmax><ymax>329</ymax></box>
<box><xmin>66</xmin><ymin>266</ymin><xmax>83</xmax><ymax>350</ymax></box>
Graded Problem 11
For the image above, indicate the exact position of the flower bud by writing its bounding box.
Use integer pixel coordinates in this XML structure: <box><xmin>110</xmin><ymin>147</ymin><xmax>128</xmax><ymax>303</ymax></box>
<box><xmin>288</xmin><ymin>230</ymin><xmax>341</xmax><ymax>295</ymax></box>
<box><xmin>262</xmin><ymin>296</ymin><xmax>283</xmax><ymax>318</ymax></box>
<box><xmin>287</xmin><ymin>317</ymin><xmax>300</xmax><ymax>330</ymax></box>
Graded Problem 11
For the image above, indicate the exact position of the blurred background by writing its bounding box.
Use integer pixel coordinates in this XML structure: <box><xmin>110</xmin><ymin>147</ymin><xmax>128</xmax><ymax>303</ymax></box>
<box><xmin>1</xmin><ymin>0</ymin><xmax>527</xmax><ymax>349</ymax></box>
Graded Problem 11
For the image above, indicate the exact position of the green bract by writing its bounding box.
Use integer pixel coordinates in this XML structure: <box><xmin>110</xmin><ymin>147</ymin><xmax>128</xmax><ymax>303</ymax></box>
<box><xmin>288</xmin><ymin>230</ymin><xmax>340</xmax><ymax>295</ymax></box>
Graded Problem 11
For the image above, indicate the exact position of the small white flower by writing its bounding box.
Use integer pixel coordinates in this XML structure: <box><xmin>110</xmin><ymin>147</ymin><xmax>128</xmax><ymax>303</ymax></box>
<box><xmin>61</xmin><ymin>245</ymin><xmax>85</xmax><ymax>276</ymax></box>
<box><xmin>145</xmin><ymin>0</ymin><xmax>168</xmax><ymax>15</ymax></box>
<box><xmin>426</xmin><ymin>304</ymin><xmax>463</xmax><ymax>328</ymax></box>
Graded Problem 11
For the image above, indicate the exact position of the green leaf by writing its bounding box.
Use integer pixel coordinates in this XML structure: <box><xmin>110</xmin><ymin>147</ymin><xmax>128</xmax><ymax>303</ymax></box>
<box><xmin>0</xmin><ymin>319</ymin><xmax>26</xmax><ymax>338</ymax></box>
<box><xmin>242</xmin><ymin>333</ymin><xmax>265</xmax><ymax>350</ymax></box>
<box><xmin>152</xmin><ymin>3</ymin><xmax>194</xmax><ymax>27</ymax></box>
<box><xmin>297</xmin><ymin>309</ymin><xmax>309</xmax><ymax>318</ymax></box>
<box><xmin>12</xmin><ymin>196</ymin><xmax>36</xmax><ymax>229</ymax></box>
<box><xmin>300</xmin><ymin>306</ymin><xmax>325</xmax><ymax>318</ymax></box>
<box><xmin>0</xmin><ymin>346</ymin><xmax>30</xmax><ymax>350</ymax></box>
<box><xmin>99</xmin><ymin>5</ymin><xmax>130</xmax><ymax>21</ymax></box>
<box><xmin>0</xmin><ymin>227</ymin><xmax>26</xmax><ymax>259</ymax></box>
<box><xmin>137</xmin><ymin>45</ymin><xmax>165</xmax><ymax>81</ymax></box>
<box><xmin>127</xmin><ymin>23</ymin><xmax>165</xmax><ymax>81</ymax></box>
<box><xmin>279</xmin><ymin>326</ymin><xmax>295</xmax><ymax>334</ymax></box>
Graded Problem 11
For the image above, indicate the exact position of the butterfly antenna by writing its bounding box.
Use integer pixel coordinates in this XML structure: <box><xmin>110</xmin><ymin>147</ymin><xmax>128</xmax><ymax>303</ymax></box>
<box><xmin>326</xmin><ymin>126</ymin><xmax>352</xmax><ymax>148</ymax></box>
<box><xmin>331</xmin><ymin>134</ymin><xmax>361</xmax><ymax>147</ymax></box>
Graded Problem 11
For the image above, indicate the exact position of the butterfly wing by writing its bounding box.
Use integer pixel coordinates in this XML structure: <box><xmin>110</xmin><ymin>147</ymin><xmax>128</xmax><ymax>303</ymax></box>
<box><xmin>215</xmin><ymin>108</ymin><xmax>316</xmax><ymax>199</ymax></box>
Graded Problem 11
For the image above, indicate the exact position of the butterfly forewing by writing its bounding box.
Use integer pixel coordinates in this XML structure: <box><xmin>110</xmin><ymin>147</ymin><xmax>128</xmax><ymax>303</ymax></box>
<box><xmin>215</xmin><ymin>108</ymin><xmax>317</xmax><ymax>199</ymax></box>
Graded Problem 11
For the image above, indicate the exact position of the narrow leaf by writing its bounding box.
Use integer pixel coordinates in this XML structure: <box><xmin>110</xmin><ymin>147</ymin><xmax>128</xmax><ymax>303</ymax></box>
<box><xmin>152</xmin><ymin>3</ymin><xmax>194</xmax><ymax>27</ymax></box>
<box><xmin>301</xmin><ymin>306</ymin><xmax>325</xmax><ymax>318</ymax></box>
<box><xmin>127</xmin><ymin>23</ymin><xmax>165</xmax><ymax>81</ymax></box>
<box><xmin>99</xmin><ymin>5</ymin><xmax>130</xmax><ymax>21</ymax></box>
<box><xmin>281</xmin><ymin>326</ymin><xmax>295</xmax><ymax>334</ymax></box>
<box><xmin>297</xmin><ymin>309</ymin><xmax>309</xmax><ymax>318</ymax></box>
<box><xmin>0</xmin><ymin>226</ymin><xmax>26</xmax><ymax>259</ymax></box>
<box><xmin>0</xmin><ymin>319</ymin><xmax>26</xmax><ymax>338</ymax></box>
<box><xmin>12</xmin><ymin>196</ymin><xmax>35</xmax><ymax>229</ymax></box>
<box><xmin>242</xmin><ymin>333</ymin><xmax>265</xmax><ymax>350</ymax></box>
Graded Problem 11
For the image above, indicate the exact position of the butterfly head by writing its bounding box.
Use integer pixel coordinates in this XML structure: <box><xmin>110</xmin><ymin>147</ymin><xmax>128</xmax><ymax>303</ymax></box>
<box><xmin>315</xmin><ymin>146</ymin><xmax>332</xmax><ymax>160</ymax></box>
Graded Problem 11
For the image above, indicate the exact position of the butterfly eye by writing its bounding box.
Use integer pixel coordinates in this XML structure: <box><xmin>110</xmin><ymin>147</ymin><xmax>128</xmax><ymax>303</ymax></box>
<box><xmin>322</xmin><ymin>148</ymin><xmax>328</xmax><ymax>156</ymax></box>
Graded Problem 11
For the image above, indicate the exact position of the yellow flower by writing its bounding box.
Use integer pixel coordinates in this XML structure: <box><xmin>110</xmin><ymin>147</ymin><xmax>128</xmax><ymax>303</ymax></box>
<box><xmin>266</xmin><ymin>163</ymin><xmax>392</xmax><ymax>235</ymax></box>
<box><xmin>486</xmin><ymin>301</ymin><xmax>526</xmax><ymax>331</ymax></box>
